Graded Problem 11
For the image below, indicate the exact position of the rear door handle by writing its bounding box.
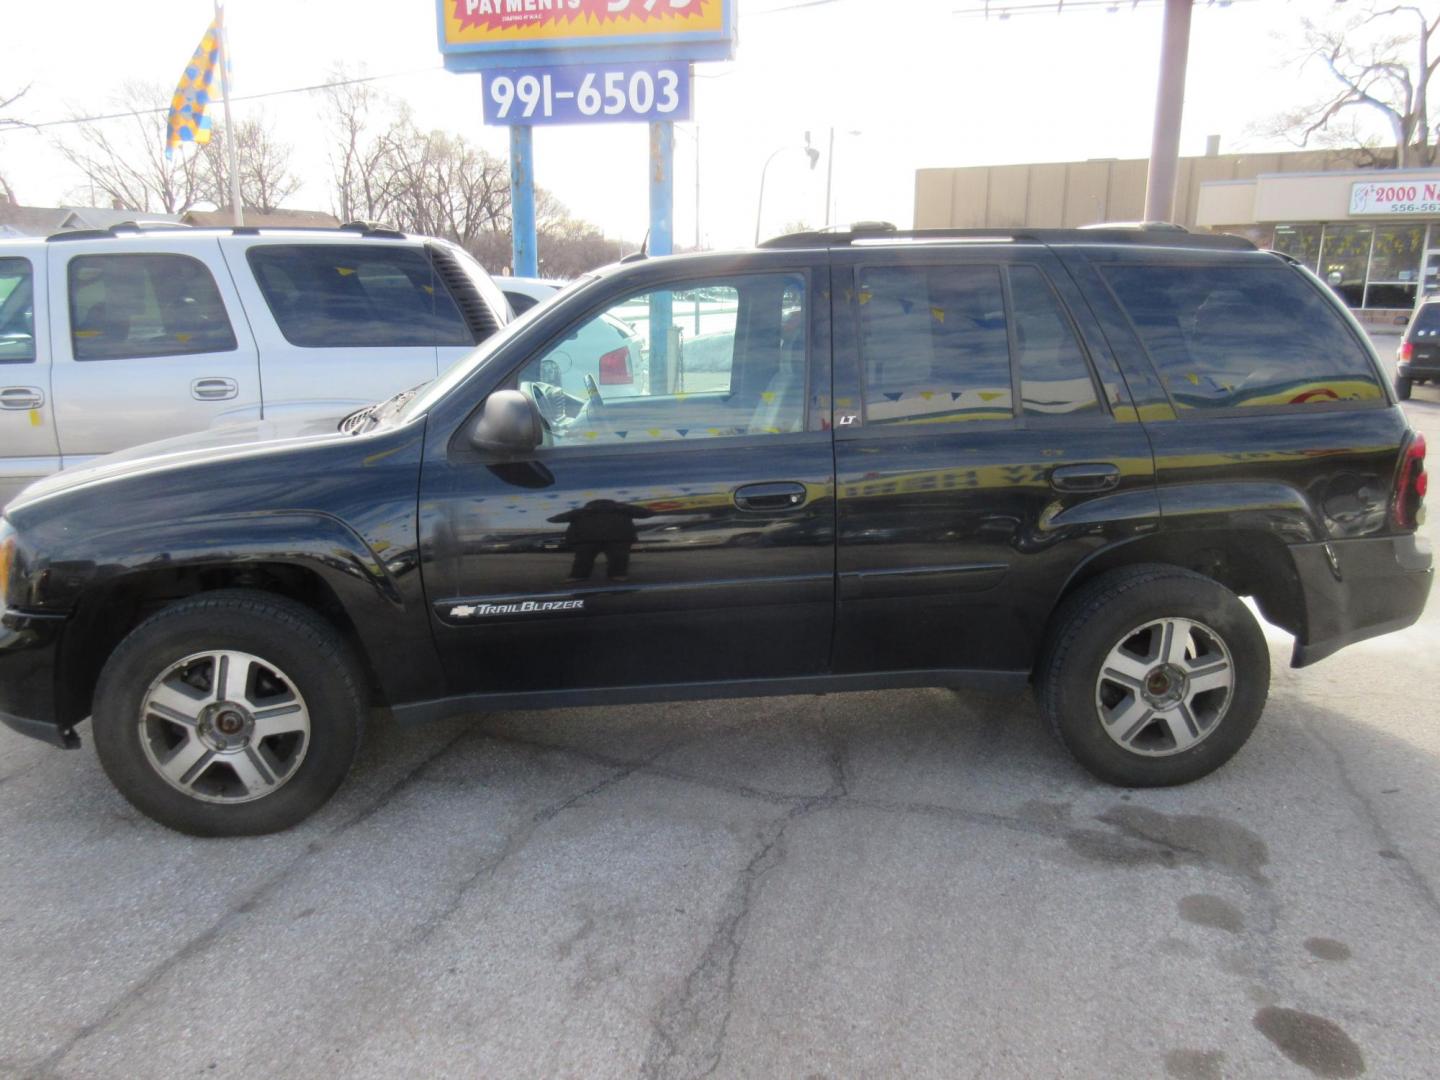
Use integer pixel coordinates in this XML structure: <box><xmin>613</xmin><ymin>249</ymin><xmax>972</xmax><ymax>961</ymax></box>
<box><xmin>734</xmin><ymin>481</ymin><xmax>808</xmax><ymax>511</ymax></box>
<box><xmin>0</xmin><ymin>386</ymin><xmax>44</xmax><ymax>410</ymax></box>
<box><xmin>1050</xmin><ymin>463</ymin><xmax>1121</xmax><ymax>493</ymax></box>
<box><xmin>191</xmin><ymin>377</ymin><xmax>239</xmax><ymax>401</ymax></box>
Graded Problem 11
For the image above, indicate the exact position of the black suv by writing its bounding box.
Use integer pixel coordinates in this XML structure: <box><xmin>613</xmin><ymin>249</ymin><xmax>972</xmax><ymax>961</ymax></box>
<box><xmin>1397</xmin><ymin>295</ymin><xmax>1440</xmax><ymax>400</ymax></box>
<box><xmin>0</xmin><ymin>225</ymin><xmax>1430</xmax><ymax>835</ymax></box>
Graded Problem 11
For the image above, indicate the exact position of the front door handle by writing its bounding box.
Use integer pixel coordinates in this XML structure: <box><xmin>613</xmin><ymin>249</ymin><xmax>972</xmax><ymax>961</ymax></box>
<box><xmin>1050</xmin><ymin>463</ymin><xmax>1121</xmax><ymax>493</ymax></box>
<box><xmin>0</xmin><ymin>386</ymin><xmax>44</xmax><ymax>410</ymax></box>
<box><xmin>191</xmin><ymin>377</ymin><xmax>239</xmax><ymax>401</ymax></box>
<box><xmin>734</xmin><ymin>481</ymin><xmax>808</xmax><ymax>511</ymax></box>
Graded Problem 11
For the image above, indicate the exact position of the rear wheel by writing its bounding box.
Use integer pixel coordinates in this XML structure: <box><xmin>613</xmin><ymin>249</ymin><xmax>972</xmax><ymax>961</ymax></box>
<box><xmin>92</xmin><ymin>591</ymin><xmax>364</xmax><ymax>836</ymax></box>
<box><xmin>1038</xmin><ymin>565</ymin><xmax>1269</xmax><ymax>787</ymax></box>
<box><xmin>1396</xmin><ymin>375</ymin><xmax>1413</xmax><ymax>401</ymax></box>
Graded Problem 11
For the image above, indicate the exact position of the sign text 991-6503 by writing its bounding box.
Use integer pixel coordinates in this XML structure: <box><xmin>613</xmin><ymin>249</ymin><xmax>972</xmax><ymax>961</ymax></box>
<box><xmin>483</xmin><ymin>63</ymin><xmax>692</xmax><ymax>126</ymax></box>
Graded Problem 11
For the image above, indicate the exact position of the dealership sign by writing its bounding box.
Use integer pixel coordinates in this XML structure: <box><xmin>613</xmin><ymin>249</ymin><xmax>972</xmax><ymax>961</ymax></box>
<box><xmin>1350</xmin><ymin>180</ymin><xmax>1440</xmax><ymax>217</ymax></box>
<box><xmin>437</xmin><ymin>0</ymin><xmax>736</xmax><ymax>70</ymax></box>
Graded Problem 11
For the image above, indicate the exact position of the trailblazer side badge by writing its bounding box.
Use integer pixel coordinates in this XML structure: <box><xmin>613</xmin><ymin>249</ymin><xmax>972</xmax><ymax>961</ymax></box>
<box><xmin>448</xmin><ymin>599</ymin><xmax>586</xmax><ymax>620</ymax></box>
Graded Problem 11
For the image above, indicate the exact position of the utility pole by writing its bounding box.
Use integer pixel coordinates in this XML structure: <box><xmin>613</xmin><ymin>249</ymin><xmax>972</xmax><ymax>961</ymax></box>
<box><xmin>1142</xmin><ymin>0</ymin><xmax>1193</xmax><ymax>223</ymax></box>
<box><xmin>824</xmin><ymin>127</ymin><xmax>835</xmax><ymax>228</ymax></box>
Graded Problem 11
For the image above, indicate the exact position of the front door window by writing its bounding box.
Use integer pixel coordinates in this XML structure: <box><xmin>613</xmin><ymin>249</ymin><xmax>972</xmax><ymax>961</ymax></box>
<box><xmin>513</xmin><ymin>272</ymin><xmax>808</xmax><ymax>447</ymax></box>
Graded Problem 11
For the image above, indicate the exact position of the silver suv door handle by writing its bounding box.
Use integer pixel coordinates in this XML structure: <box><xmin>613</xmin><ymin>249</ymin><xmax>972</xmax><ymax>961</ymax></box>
<box><xmin>191</xmin><ymin>377</ymin><xmax>239</xmax><ymax>401</ymax></box>
<box><xmin>0</xmin><ymin>386</ymin><xmax>44</xmax><ymax>410</ymax></box>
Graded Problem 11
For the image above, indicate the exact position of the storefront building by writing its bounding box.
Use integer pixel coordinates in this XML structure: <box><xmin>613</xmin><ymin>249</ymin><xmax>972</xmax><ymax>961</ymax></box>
<box><xmin>914</xmin><ymin>150</ymin><xmax>1440</xmax><ymax>325</ymax></box>
<box><xmin>1196</xmin><ymin>169</ymin><xmax>1440</xmax><ymax>321</ymax></box>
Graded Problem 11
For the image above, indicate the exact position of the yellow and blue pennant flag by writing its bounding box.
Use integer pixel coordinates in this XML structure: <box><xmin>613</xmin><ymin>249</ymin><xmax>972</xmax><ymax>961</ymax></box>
<box><xmin>164</xmin><ymin>12</ymin><xmax>224</xmax><ymax>159</ymax></box>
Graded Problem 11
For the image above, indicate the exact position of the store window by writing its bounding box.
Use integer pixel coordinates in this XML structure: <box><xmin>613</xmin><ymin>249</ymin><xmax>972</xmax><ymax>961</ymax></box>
<box><xmin>1317</xmin><ymin>224</ymin><xmax>1373</xmax><ymax>307</ymax></box>
<box><xmin>1272</xmin><ymin>224</ymin><xmax>1322</xmax><ymax>273</ymax></box>
<box><xmin>1366</xmin><ymin>224</ymin><xmax>1425</xmax><ymax>309</ymax></box>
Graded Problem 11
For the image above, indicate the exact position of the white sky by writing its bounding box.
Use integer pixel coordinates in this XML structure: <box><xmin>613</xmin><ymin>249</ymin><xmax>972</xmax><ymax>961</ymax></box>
<box><xmin>0</xmin><ymin>0</ymin><xmax>1386</xmax><ymax>251</ymax></box>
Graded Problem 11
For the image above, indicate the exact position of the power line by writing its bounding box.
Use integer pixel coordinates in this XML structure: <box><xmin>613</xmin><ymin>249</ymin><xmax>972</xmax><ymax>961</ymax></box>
<box><xmin>5</xmin><ymin>65</ymin><xmax>444</xmax><ymax>134</ymax></box>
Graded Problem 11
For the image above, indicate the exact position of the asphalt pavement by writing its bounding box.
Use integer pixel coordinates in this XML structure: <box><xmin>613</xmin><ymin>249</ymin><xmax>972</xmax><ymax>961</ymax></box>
<box><xmin>0</xmin><ymin>331</ymin><xmax>1436</xmax><ymax>1079</ymax></box>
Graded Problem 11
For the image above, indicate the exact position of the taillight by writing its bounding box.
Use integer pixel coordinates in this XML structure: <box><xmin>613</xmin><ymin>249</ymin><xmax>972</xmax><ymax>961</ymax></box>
<box><xmin>1392</xmin><ymin>432</ymin><xmax>1427</xmax><ymax>530</ymax></box>
<box><xmin>1399</xmin><ymin>340</ymin><xmax>1414</xmax><ymax>361</ymax></box>
<box><xmin>598</xmin><ymin>346</ymin><xmax>631</xmax><ymax>385</ymax></box>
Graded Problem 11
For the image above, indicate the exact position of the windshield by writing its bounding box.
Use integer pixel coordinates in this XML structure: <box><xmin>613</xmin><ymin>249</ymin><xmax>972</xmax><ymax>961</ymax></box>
<box><xmin>397</xmin><ymin>273</ymin><xmax>599</xmax><ymax>422</ymax></box>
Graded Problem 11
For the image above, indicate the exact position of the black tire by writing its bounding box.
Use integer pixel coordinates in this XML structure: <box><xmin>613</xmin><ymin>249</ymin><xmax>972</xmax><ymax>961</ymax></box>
<box><xmin>92</xmin><ymin>590</ymin><xmax>364</xmax><ymax>836</ymax></box>
<box><xmin>1037</xmin><ymin>564</ymin><xmax>1269</xmax><ymax>787</ymax></box>
<box><xmin>1396</xmin><ymin>375</ymin><xmax>1412</xmax><ymax>401</ymax></box>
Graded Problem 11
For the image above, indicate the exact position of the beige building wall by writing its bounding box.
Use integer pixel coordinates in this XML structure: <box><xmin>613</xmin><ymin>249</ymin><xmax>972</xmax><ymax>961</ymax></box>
<box><xmin>914</xmin><ymin>149</ymin><xmax>1373</xmax><ymax>230</ymax></box>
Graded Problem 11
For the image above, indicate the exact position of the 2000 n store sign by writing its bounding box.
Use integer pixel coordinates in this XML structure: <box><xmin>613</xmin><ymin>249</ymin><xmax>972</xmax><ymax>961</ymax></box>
<box><xmin>1350</xmin><ymin>180</ymin><xmax>1440</xmax><ymax>216</ymax></box>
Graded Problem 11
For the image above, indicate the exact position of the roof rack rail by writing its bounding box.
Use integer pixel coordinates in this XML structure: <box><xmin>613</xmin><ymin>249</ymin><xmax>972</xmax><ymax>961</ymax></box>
<box><xmin>758</xmin><ymin>221</ymin><xmax>1255</xmax><ymax>251</ymax></box>
<box><xmin>46</xmin><ymin>222</ymin><xmax>413</xmax><ymax>243</ymax></box>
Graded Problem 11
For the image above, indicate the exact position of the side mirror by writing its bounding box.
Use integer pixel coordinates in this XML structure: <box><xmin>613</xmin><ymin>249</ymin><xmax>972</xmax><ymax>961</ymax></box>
<box><xmin>469</xmin><ymin>389</ymin><xmax>542</xmax><ymax>454</ymax></box>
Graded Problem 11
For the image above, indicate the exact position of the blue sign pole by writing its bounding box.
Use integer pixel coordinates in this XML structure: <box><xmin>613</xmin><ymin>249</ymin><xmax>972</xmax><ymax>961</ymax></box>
<box><xmin>648</xmin><ymin>120</ymin><xmax>675</xmax><ymax>394</ymax></box>
<box><xmin>509</xmin><ymin>124</ymin><xmax>538</xmax><ymax>278</ymax></box>
<box><xmin>649</xmin><ymin>120</ymin><xmax>675</xmax><ymax>256</ymax></box>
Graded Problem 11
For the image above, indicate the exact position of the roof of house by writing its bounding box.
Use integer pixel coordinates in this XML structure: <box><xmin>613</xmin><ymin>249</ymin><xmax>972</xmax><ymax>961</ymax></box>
<box><xmin>64</xmin><ymin>207</ymin><xmax>182</xmax><ymax>230</ymax></box>
<box><xmin>0</xmin><ymin>203</ymin><xmax>78</xmax><ymax>236</ymax></box>
<box><xmin>180</xmin><ymin>207</ymin><xmax>341</xmax><ymax>228</ymax></box>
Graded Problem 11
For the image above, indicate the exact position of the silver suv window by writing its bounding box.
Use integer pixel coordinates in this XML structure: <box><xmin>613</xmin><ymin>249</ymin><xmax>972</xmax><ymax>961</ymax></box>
<box><xmin>0</xmin><ymin>257</ymin><xmax>34</xmax><ymax>364</ymax></box>
<box><xmin>247</xmin><ymin>244</ymin><xmax>473</xmax><ymax>349</ymax></box>
<box><xmin>68</xmin><ymin>253</ymin><xmax>237</xmax><ymax>361</ymax></box>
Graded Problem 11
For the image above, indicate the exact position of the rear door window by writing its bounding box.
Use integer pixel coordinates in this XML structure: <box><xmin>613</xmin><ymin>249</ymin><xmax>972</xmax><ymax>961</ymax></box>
<box><xmin>1101</xmin><ymin>262</ymin><xmax>1383</xmax><ymax>411</ymax></box>
<box><xmin>856</xmin><ymin>265</ymin><xmax>1013</xmax><ymax>424</ymax></box>
<box><xmin>67</xmin><ymin>253</ymin><xmax>237</xmax><ymax>361</ymax></box>
<box><xmin>0</xmin><ymin>257</ymin><xmax>35</xmax><ymax>363</ymax></box>
<box><xmin>247</xmin><ymin>244</ymin><xmax>473</xmax><ymax>348</ymax></box>
<box><xmin>1010</xmin><ymin>265</ymin><xmax>1103</xmax><ymax>418</ymax></box>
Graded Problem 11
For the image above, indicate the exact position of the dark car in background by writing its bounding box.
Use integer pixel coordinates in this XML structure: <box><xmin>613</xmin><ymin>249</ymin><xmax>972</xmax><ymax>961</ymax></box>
<box><xmin>1397</xmin><ymin>296</ymin><xmax>1440</xmax><ymax>400</ymax></box>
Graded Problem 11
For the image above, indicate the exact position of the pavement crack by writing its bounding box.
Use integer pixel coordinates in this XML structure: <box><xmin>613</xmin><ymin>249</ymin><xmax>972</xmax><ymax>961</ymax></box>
<box><xmin>27</xmin><ymin>724</ymin><xmax>476</xmax><ymax>1078</ymax></box>
<box><xmin>640</xmin><ymin>736</ymin><xmax>848</xmax><ymax>1080</ymax></box>
<box><xmin>1307</xmin><ymin>721</ymin><xmax>1440</xmax><ymax>921</ymax></box>
<box><xmin>406</xmin><ymin>758</ymin><xmax>644</xmax><ymax>948</ymax></box>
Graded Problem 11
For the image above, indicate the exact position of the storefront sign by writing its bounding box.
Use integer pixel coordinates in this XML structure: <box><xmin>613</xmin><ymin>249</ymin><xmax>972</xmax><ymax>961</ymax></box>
<box><xmin>483</xmin><ymin>62</ymin><xmax>691</xmax><ymax>125</ymax></box>
<box><xmin>1349</xmin><ymin>180</ymin><xmax>1440</xmax><ymax>216</ymax></box>
<box><xmin>437</xmin><ymin>0</ymin><xmax>735</xmax><ymax>70</ymax></box>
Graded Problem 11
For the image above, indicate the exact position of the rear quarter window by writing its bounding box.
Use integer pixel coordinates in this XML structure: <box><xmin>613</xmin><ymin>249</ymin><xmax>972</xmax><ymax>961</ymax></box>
<box><xmin>1101</xmin><ymin>262</ymin><xmax>1383</xmax><ymax>412</ymax></box>
<box><xmin>247</xmin><ymin>244</ymin><xmax>474</xmax><ymax>349</ymax></box>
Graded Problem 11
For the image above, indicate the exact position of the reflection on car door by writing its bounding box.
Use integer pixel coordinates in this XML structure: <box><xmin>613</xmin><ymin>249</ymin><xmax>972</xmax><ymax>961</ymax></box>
<box><xmin>418</xmin><ymin>262</ymin><xmax>836</xmax><ymax>696</ymax></box>
<box><xmin>830</xmin><ymin>246</ymin><xmax>1158</xmax><ymax>675</ymax></box>
<box><xmin>47</xmin><ymin>240</ymin><xmax>261</xmax><ymax>463</ymax></box>
<box><xmin>0</xmin><ymin>252</ymin><xmax>61</xmax><ymax>505</ymax></box>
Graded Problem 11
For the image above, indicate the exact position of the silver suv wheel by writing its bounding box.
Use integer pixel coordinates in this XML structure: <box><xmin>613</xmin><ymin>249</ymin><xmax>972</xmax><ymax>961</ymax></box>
<box><xmin>139</xmin><ymin>650</ymin><xmax>311</xmax><ymax>804</ymax></box>
<box><xmin>1094</xmin><ymin>617</ymin><xmax>1235</xmax><ymax>757</ymax></box>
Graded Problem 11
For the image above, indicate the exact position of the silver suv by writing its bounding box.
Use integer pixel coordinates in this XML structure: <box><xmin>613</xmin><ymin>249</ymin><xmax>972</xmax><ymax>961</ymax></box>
<box><xmin>0</xmin><ymin>223</ymin><xmax>509</xmax><ymax>505</ymax></box>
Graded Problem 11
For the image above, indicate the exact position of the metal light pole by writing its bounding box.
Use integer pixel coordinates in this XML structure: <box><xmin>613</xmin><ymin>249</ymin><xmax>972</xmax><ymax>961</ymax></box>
<box><xmin>1142</xmin><ymin>0</ymin><xmax>1194</xmax><ymax>223</ymax></box>
<box><xmin>755</xmin><ymin>133</ymin><xmax>820</xmax><ymax>246</ymax></box>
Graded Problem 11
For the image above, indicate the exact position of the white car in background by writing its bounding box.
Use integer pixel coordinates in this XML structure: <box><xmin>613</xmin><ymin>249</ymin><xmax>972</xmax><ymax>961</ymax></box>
<box><xmin>495</xmin><ymin>276</ymin><xmax>648</xmax><ymax>408</ymax></box>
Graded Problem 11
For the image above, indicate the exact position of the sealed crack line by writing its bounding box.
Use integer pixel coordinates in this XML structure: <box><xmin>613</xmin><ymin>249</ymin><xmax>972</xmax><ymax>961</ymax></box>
<box><xmin>1306</xmin><ymin>720</ymin><xmax>1440</xmax><ymax>922</ymax></box>
<box><xmin>27</xmin><ymin>723</ymin><xmax>478</xmax><ymax>1079</ymax></box>
<box><xmin>406</xmin><ymin>760</ymin><xmax>645</xmax><ymax>949</ymax></box>
<box><xmin>641</xmin><ymin>746</ymin><xmax>848</xmax><ymax>1080</ymax></box>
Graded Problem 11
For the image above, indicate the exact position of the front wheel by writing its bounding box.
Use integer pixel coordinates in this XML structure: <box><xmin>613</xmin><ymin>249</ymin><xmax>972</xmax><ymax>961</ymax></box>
<box><xmin>1038</xmin><ymin>565</ymin><xmax>1269</xmax><ymax>787</ymax></box>
<box><xmin>92</xmin><ymin>591</ymin><xmax>364</xmax><ymax>836</ymax></box>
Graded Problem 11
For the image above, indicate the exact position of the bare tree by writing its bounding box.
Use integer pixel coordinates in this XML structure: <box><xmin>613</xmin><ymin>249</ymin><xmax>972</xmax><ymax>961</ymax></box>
<box><xmin>199</xmin><ymin>115</ymin><xmax>301</xmax><ymax>213</ymax></box>
<box><xmin>1269</xmin><ymin>3</ymin><xmax>1440</xmax><ymax>168</ymax></box>
<box><xmin>319</xmin><ymin>70</ymin><xmax>394</xmax><ymax>223</ymax></box>
<box><xmin>0</xmin><ymin>84</ymin><xmax>33</xmax><ymax>202</ymax></box>
<box><xmin>53</xmin><ymin>82</ymin><xmax>209</xmax><ymax>212</ymax></box>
